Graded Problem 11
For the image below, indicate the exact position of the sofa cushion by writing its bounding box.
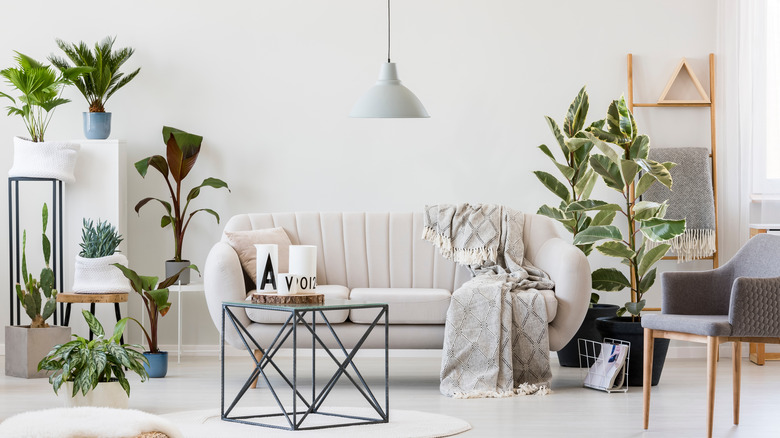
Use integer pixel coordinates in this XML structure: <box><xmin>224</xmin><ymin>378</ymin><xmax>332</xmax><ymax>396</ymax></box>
<box><xmin>225</xmin><ymin>227</ymin><xmax>292</xmax><ymax>285</ymax></box>
<box><xmin>349</xmin><ymin>288</ymin><xmax>452</xmax><ymax>324</ymax></box>
<box><xmin>349</xmin><ymin>288</ymin><xmax>558</xmax><ymax>324</ymax></box>
<box><xmin>245</xmin><ymin>285</ymin><xmax>350</xmax><ymax>324</ymax></box>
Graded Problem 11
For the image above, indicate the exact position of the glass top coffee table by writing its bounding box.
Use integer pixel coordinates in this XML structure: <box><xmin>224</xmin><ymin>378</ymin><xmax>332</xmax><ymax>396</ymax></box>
<box><xmin>220</xmin><ymin>299</ymin><xmax>389</xmax><ymax>431</ymax></box>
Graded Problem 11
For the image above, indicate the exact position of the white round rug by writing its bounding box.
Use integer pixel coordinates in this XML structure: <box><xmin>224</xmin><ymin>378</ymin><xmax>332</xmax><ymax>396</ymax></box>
<box><xmin>162</xmin><ymin>407</ymin><xmax>471</xmax><ymax>438</ymax></box>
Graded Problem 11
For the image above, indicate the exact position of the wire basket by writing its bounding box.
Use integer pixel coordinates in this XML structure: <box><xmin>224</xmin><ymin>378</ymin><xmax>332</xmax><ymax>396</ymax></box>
<box><xmin>578</xmin><ymin>337</ymin><xmax>630</xmax><ymax>393</ymax></box>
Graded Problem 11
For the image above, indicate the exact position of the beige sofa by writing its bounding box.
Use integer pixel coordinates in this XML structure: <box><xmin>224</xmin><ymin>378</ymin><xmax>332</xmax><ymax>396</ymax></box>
<box><xmin>204</xmin><ymin>212</ymin><xmax>590</xmax><ymax>351</ymax></box>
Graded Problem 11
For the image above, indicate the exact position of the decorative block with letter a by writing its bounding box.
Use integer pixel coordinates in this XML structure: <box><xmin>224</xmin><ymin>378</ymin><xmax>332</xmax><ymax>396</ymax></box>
<box><xmin>255</xmin><ymin>244</ymin><xmax>278</xmax><ymax>291</ymax></box>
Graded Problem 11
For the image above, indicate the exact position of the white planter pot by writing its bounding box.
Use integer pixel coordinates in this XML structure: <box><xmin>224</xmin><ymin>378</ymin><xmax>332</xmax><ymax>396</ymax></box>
<box><xmin>61</xmin><ymin>381</ymin><xmax>128</xmax><ymax>408</ymax></box>
<box><xmin>9</xmin><ymin>137</ymin><xmax>80</xmax><ymax>183</ymax></box>
<box><xmin>72</xmin><ymin>254</ymin><xmax>132</xmax><ymax>294</ymax></box>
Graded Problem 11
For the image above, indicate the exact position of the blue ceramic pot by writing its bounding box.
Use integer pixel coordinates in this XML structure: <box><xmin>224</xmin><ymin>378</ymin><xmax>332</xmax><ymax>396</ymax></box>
<box><xmin>83</xmin><ymin>112</ymin><xmax>112</xmax><ymax>139</ymax></box>
<box><xmin>143</xmin><ymin>351</ymin><xmax>168</xmax><ymax>378</ymax></box>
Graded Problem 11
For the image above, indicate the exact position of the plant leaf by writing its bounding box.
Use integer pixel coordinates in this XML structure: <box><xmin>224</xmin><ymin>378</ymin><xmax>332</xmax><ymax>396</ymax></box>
<box><xmin>639</xmin><ymin>267</ymin><xmax>657</xmax><ymax>294</ymax></box>
<box><xmin>637</xmin><ymin>243</ymin><xmax>671</xmax><ymax>277</ymax></box>
<box><xmin>639</xmin><ymin>218</ymin><xmax>686</xmax><ymax>242</ymax></box>
<box><xmin>572</xmin><ymin>225</ymin><xmax>623</xmax><ymax>245</ymax></box>
<box><xmin>625</xmin><ymin>300</ymin><xmax>646</xmax><ymax>316</ymax></box>
<box><xmin>589</xmin><ymin>155</ymin><xmax>625</xmax><ymax>192</ymax></box>
<box><xmin>533</xmin><ymin>171</ymin><xmax>571</xmax><ymax>202</ymax></box>
<box><xmin>629</xmin><ymin>134</ymin><xmax>650</xmax><ymax>160</ymax></box>
<box><xmin>82</xmin><ymin>310</ymin><xmax>104</xmax><ymax>337</ymax></box>
<box><xmin>565</xmin><ymin>200</ymin><xmax>621</xmax><ymax>212</ymax></box>
<box><xmin>591</xmin><ymin>210</ymin><xmax>617</xmax><ymax>227</ymax></box>
<box><xmin>596</xmin><ymin>241</ymin><xmax>636</xmax><ymax>259</ymax></box>
<box><xmin>563</xmin><ymin>86</ymin><xmax>589</xmax><ymax>137</ymax></box>
<box><xmin>591</xmin><ymin>268</ymin><xmax>631</xmax><ymax>291</ymax></box>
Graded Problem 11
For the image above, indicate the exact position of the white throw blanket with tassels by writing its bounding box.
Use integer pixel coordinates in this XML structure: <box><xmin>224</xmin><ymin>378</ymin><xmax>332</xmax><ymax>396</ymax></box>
<box><xmin>423</xmin><ymin>204</ymin><xmax>555</xmax><ymax>398</ymax></box>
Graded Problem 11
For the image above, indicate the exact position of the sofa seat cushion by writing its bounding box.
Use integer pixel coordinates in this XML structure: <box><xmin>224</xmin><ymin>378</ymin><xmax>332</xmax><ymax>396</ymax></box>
<box><xmin>349</xmin><ymin>288</ymin><xmax>558</xmax><ymax>324</ymax></box>
<box><xmin>245</xmin><ymin>285</ymin><xmax>350</xmax><ymax>324</ymax></box>
<box><xmin>349</xmin><ymin>288</ymin><xmax>452</xmax><ymax>324</ymax></box>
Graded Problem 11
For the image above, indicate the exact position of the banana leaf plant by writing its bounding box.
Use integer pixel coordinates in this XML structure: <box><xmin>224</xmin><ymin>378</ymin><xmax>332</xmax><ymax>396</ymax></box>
<box><xmin>533</xmin><ymin>86</ymin><xmax>614</xmax><ymax>305</ymax></box>
<box><xmin>112</xmin><ymin>263</ymin><xmax>198</xmax><ymax>353</ymax></box>
<box><xmin>134</xmin><ymin>126</ymin><xmax>230</xmax><ymax>263</ymax></box>
<box><xmin>572</xmin><ymin>96</ymin><xmax>686</xmax><ymax>320</ymax></box>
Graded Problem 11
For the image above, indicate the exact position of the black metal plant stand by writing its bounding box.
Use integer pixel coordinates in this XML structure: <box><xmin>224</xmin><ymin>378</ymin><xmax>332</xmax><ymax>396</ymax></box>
<box><xmin>221</xmin><ymin>301</ymin><xmax>389</xmax><ymax>431</ymax></box>
<box><xmin>8</xmin><ymin>177</ymin><xmax>65</xmax><ymax>326</ymax></box>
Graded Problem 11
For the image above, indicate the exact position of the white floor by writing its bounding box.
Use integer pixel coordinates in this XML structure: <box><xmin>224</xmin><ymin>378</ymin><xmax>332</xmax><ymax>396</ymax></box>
<box><xmin>1</xmin><ymin>352</ymin><xmax>779</xmax><ymax>437</ymax></box>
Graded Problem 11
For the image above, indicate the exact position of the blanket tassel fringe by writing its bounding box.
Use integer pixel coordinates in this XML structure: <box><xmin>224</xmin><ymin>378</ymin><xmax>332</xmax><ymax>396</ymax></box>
<box><xmin>450</xmin><ymin>384</ymin><xmax>551</xmax><ymax>399</ymax></box>
<box><xmin>645</xmin><ymin>229</ymin><xmax>716</xmax><ymax>263</ymax></box>
<box><xmin>422</xmin><ymin>227</ymin><xmax>496</xmax><ymax>265</ymax></box>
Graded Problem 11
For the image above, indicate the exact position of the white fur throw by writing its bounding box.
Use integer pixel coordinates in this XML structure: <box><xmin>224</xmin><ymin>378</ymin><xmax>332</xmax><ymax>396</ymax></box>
<box><xmin>0</xmin><ymin>407</ymin><xmax>183</xmax><ymax>438</ymax></box>
<box><xmin>72</xmin><ymin>254</ymin><xmax>133</xmax><ymax>294</ymax></box>
<box><xmin>8</xmin><ymin>137</ymin><xmax>80</xmax><ymax>184</ymax></box>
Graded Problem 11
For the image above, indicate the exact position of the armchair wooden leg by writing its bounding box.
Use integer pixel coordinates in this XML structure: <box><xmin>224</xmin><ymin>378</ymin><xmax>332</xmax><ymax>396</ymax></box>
<box><xmin>643</xmin><ymin>328</ymin><xmax>654</xmax><ymax>430</ymax></box>
<box><xmin>707</xmin><ymin>337</ymin><xmax>718</xmax><ymax>438</ymax></box>
<box><xmin>250</xmin><ymin>349</ymin><xmax>263</xmax><ymax>389</ymax></box>
<box><xmin>733</xmin><ymin>341</ymin><xmax>741</xmax><ymax>425</ymax></box>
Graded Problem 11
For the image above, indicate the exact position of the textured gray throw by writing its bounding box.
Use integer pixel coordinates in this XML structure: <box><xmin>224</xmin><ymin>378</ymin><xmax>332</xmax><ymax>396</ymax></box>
<box><xmin>643</xmin><ymin>147</ymin><xmax>715</xmax><ymax>262</ymax></box>
<box><xmin>423</xmin><ymin>204</ymin><xmax>555</xmax><ymax>398</ymax></box>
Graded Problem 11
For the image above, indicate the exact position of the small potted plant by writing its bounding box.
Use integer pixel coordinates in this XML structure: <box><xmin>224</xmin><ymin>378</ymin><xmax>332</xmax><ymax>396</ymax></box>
<box><xmin>49</xmin><ymin>36</ymin><xmax>141</xmax><ymax>140</ymax></box>
<box><xmin>134</xmin><ymin>126</ymin><xmax>230</xmax><ymax>284</ymax></box>
<box><xmin>5</xmin><ymin>204</ymin><xmax>71</xmax><ymax>378</ymax></box>
<box><xmin>0</xmin><ymin>52</ymin><xmax>91</xmax><ymax>183</ymax></box>
<box><xmin>533</xmin><ymin>86</ymin><xmax>619</xmax><ymax>367</ymax></box>
<box><xmin>38</xmin><ymin>310</ymin><xmax>148</xmax><ymax>408</ymax></box>
<box><xmin>572</xmin><ymin>96</ymin><xmax>686</xmax><ymax>386</ymax></box>
<box><xmin>71</xmin><ymin>218</ymin><xmax>131</xmax><ymax>294</ymax></box>
<box><xmin>112</xmin><ymin>263</ymin><xmax>196</xmax><ymax>378</ymax></box>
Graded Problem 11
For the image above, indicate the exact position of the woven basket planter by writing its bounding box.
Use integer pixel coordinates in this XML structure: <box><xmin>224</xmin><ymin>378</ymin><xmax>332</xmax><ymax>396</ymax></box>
<box><xmin>9</xmin><ymin>137</ymin><xmax>80</xmax><ymax>183</ymax></box>
<box><xmin>72</xmin><ymin>254</ymin><xmax>132</xmax><ymax>294</ymax></box>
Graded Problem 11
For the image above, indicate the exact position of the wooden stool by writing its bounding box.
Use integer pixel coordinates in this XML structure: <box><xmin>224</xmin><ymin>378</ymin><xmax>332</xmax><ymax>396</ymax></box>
<box><xmin>56</xmin><ymin>292</ymin><xmax>129</xmax><ymax>343</ymax></box>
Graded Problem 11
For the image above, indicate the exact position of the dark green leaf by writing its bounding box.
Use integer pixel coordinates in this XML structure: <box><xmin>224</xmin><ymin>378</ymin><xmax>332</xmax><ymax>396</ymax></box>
<box><xmin>591</xmin><ymin>268</ymin><xmax>631</xmax><ymax>291</ymax></box>
<box><xmin>637</xmin><ymin>244</ymin><xmax>671</xmax><ymax>277</ymax></box>
<box><xmin>596</xmin><ymin>241</ymin><xmax>636</xmax><ymax>259</ymax></box>
<box><xmin>639</xmin><ymin>268</ymin><xmax>657</xmax><ymax>293</ymax></box>
<box><xmin>589</xmin><ymin>155</ymin><xmax>625</xmax><ymax>192</ymax></box>
<box><xmin>639</xmin><ymin>218</ymin><xmax>686</xmax><ymax>242</ymax></box>
<box><xmin>625</xmin><ymin>300</ymin><xmax>646</xmax><ymax>316</ymax></box>
<box><xmin>629</xmin><ymin>135</ymin><xmax>650</xmax><ymax>160</ymax></box>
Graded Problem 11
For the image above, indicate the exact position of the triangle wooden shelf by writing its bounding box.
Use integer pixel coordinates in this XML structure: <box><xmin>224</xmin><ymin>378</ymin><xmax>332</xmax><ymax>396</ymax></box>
<box><xmin>657</xmin><ymin>57</ymin><xmax>710</xmax><ymax>104</ymax></box>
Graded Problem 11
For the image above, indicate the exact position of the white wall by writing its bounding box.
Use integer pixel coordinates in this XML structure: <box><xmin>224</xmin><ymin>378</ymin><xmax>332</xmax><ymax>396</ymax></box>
<box><xmin>0</xmin><ymin>1</ymin><xmax>721</xmax><ymax>352</ymax></box>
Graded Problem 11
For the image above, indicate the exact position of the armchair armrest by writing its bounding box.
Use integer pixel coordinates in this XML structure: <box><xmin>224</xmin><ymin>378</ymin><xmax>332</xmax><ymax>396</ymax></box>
<box><xmin>204</xmin><ymin>241</ymin><xmax>253</xmax><ymax>348</ymax></box>
<box><xmin>729</xmin><ymin>276</ymin><xmax>780</xmax><ymax>337</ymax></box>
<box><xmin>532</xmin><ymin>237</ymin><xmax>591</xmax><ymax>351</ymax></box>
<box><xmin>661</xmin><ymin>270</ymin><xmax>731</xmax><ymax>315</ymax></box>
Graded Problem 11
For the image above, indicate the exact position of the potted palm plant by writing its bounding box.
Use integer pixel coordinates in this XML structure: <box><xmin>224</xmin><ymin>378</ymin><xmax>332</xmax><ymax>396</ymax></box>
<box><xmin>112</xmin><ymin>263</ymin><xmax>196</xmax><ymax>378</ymax></box>
<box><xmin>72</xmin><ymin>219</ymin><xmax>131</xmax><ymax>294</ymax></box>
<box><xmin>0</xmin><ymin>53</ymin><xmax>91</xmax><ymax>183</ymax></box>
<box><xmin>572</xmin><ymin>96</ymin><xmax>686</xmax><ymax>386</ymax></box>
<box><xmin>38</xmin><ymin>310</ymin><xmax>148</xmax><ymax>408</ymax></box>
<box><xmin>49</xmin><ymin>36</ymin><xmax>141</xmax><ymax>140</ymax></box>
<box><xmin>4</xmin><ymin>204</ymin><xmax>70</xmax><ymax>378</ymax></box>
<box><xmin>134</xmin><ymin>126</ymin><xmax>230</xmax><ymax>284</ymax></box>
<box><xmin>533</xmin><ymin>86</ymin><xmax>619</xmax><ymax>367</ymax></box>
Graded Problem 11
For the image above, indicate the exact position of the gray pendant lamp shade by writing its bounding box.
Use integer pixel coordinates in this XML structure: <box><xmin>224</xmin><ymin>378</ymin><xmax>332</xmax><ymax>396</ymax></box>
<box><xmin>350</xmin><ymin>62</ymin><xmax>430</xmax><ymax>118</ymax></box>
<box><xmin>350</xmin><ymin>0</ymin><xmax>429</xmax><ymax>118</ymax></box>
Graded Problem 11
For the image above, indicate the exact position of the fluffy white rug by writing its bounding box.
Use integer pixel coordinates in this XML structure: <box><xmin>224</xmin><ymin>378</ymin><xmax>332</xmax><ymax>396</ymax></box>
<box><xmin>163</xmin><ymin>407</ymin><xmax>471</xmax><ymax>438</ymax></box>
<box><xmin>0</xmin><ymin>407</ymin><xmax>183</xmax><ymax>438</ymax></box>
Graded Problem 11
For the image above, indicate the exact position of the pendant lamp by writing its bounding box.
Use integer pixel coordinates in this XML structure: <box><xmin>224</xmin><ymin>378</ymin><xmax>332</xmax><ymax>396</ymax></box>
<box><xmin>350</xmin><ymin>0</ymin><xmax>429</xmax><ymax>118</ymax></box>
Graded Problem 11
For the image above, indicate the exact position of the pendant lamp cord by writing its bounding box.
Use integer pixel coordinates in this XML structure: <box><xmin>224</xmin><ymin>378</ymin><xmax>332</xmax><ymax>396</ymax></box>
<box><xmin>387</xmin><ymin>0</ymin><xmax>391</xmax><ymax>63</ymax></box>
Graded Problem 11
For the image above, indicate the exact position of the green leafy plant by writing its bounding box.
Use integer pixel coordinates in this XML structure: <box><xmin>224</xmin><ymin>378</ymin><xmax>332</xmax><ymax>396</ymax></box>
<box><xmin>534</xmin><ymin>86</ymin><xmax>614</xmax><ymax>305</ymax></box>
<box><xmin>134</xmin><ymin>126</ymin><xmax>230</xmax><ymax>262</ymax></box>
<box><xmin>38</xmin><ymin>310</ymin><xmax>148</xmax><ymax>397</ymax></box>
<box><xmin>16</xmin><ymin>203</ymin><xmax>57</xmax><ymax>328</ymax></box>
<box><xmin>49</xmin><ymin>36</ymin><xmax>140</xmax><ymax>113</ymax></box>
<box><xmin>0</xmin><ymin>52</ymin><xmax>91</xmax><ymax>142</ymax></box>
<box><xmin>572</xmin><ymin>96</ymin><xmax>686</xmax><ymax>319</ymax></box>
<box><xmin>112</xmin><ymin>263</ymin><xmax>197</xmax><ymax>353</ymax></box>
<box><xmin>79</xmin><ymin>218</ymin><xmax>123</xmax><ymax>258</ymax></box>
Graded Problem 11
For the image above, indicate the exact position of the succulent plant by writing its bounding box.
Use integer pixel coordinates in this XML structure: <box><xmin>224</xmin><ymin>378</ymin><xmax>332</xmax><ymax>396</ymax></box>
<box><xmin>15</xmin><ymin>203</ymin><xmax>57</xmax><ymax>328</ymax></box>
<box><xmin>79</xmin><ymin>218</ymin><xmax>123</xmax><ymax>258</ymax></box>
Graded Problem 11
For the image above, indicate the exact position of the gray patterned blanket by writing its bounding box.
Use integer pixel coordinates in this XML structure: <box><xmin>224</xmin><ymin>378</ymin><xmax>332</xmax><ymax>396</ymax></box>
<box><xmin>423</xmin><ymin>204</ymin><xmax>555</xmax><ymax>398</ymax></box>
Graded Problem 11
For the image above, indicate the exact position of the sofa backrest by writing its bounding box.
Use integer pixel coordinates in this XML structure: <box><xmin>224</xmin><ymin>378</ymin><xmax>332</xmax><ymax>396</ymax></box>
<box><xmin>222</xmin><ymin>212</ymin><xmax>475</xmax><ymax>291</ymax></box>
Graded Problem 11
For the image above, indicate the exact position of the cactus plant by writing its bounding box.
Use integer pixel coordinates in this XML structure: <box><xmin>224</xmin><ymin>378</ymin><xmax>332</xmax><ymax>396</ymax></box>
<box><xmin>79</xmin><ymin>218</ymin><xmax>123</xmax><ymax>258</ymax></box>
<box><xmin>15</xmin><ymin>203</ymin><xmax>57</xmax><ymax>328</ymax></box>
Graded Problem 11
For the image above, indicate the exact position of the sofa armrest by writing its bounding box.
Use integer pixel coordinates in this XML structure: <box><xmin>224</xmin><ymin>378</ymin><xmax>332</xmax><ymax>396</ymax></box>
<box><xmin>532</xmin><ymin>237</ymin><xmax>591</xmax><ymax>351</ymax></box>
<box><xmin>204</xmin><ymin>241</ymin><xmax>253</xmax><ymax>349</ymax></box>
<box><xmin>728</xmin><ymin>276</ymin><xmax>780</xmax><ymax>336</ymax></box>
<box><xmin>661</xmin><ymin>270</ymin><xmax>729</xmax><ymax>315</ymax></box>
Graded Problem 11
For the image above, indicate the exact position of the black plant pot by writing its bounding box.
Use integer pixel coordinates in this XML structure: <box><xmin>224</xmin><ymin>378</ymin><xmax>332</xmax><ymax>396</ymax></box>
<box><xmin>595</xmin><ymin>316</ymin><xmax>670</xmax><ymax>386</ymax></box>
<box><xmin>557</xmin><ymin>304</ymin><xmax>619</xmax><ymax>367</ymax></box>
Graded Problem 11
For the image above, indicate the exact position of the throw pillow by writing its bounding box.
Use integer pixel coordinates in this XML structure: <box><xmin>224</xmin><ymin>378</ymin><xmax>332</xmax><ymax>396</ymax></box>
<box><xmin>224</xmin><ymin>227</ymin><xmax>292</xmax><ymax>283</ymax></box>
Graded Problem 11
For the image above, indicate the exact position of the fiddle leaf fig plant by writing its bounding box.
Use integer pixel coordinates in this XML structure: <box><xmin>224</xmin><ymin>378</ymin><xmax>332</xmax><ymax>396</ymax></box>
<box><xmin>534</xmin><ymin>86</ymin><xmax>615</xmax><ymax>305</ymax></box>
<box><xmin>134</xmin><ymin>126</ymin><xmax>230</xmax><ymax>263</ymax></box>
<box><xmin>572</xmin><ymin>96</ymin><xmax>686</xmax><ymax>319</ymax></box>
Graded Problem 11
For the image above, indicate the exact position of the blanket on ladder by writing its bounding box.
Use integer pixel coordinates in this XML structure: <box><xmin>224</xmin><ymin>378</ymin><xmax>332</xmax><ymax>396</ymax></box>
<box><xmin>423</xmin><ymin>204</ymin><xmax>555</xmax><ymax>398</ymax></box>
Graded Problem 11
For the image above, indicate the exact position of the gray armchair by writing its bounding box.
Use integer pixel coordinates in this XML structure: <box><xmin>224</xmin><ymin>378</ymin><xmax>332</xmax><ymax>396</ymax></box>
<box><xmin>641</xmin><ymin>233</ymin><xmax>780</xmax><ymax>438</ymax></box>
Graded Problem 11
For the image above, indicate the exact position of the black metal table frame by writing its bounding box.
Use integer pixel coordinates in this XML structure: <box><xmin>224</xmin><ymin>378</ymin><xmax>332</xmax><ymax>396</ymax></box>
<box><xmin>220</xmin><ymin>301</ymin><xmax>389</xmax><ymax>431</ymax></box>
